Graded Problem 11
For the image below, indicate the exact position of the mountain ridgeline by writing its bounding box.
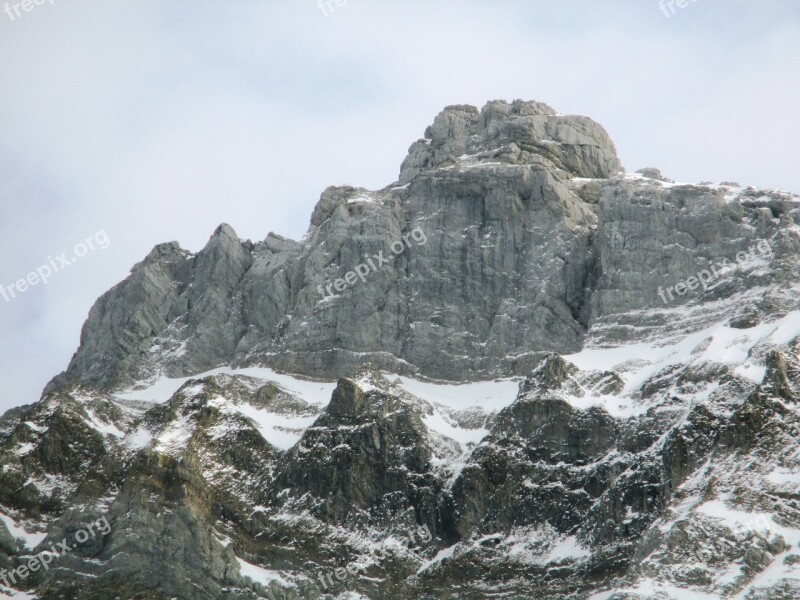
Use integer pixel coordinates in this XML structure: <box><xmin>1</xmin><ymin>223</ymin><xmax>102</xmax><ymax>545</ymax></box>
<box><xmin>2</xmin><ymin>99</ymin><xmax>800</xmax><ymax>599</ymax></box>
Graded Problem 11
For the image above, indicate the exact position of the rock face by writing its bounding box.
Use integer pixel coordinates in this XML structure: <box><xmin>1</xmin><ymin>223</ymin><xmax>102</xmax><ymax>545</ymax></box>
<box><xmin>53</xmin><ymin>99</ymin><xmax>612</xmax><ymax>389</ymax></box>
<box><xmin>47</xmin><ymin>99</ymin><xmax>798</xmax><ymax>394</ymax></box>
<box><xmin>399</xmin><ymin>100</ymin><xmax>621</xmax><ymax>183</ymax></box>
<box><xmin>2</xmin><ymin>99</ymin><xmax>800</xmax><ymax>599</ymax></box>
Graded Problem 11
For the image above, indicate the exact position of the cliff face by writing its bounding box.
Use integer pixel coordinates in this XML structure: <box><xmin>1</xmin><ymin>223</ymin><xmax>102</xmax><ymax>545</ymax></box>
<box><xmin>2</xmin><ymin>100</ymin><xmax>800</xmax><ymax>599</ymax></box>
<box><xmin>48</xmin><ymin>99</ymin><xmax>797</xmax><ymax>393</ymax></box>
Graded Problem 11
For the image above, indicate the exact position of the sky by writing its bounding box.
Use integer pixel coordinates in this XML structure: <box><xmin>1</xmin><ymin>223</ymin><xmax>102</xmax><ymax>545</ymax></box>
<box><xmin>0</xmin><ymin>0</ymin><xmax>798</xmax><ymax>413</ymax></box>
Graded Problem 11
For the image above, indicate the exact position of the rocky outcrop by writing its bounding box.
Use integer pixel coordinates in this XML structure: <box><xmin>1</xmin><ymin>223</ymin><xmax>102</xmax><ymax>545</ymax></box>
<box><xmin>44</xmin><ymin>100</ymin><xmax>800</xmax><ymax>393</ymax></box>
<box><xmin>3</xmin><ymin>99</ymin><xmax>800</xmax><ymax>599</ymax></box>
<box><xmin>269</xmin><ymin>377</ymin><xmax>441</xmax><ymax>529</ymax></box>
<box><xmin>399</xmin><ymin>99</ymin><xmax>622</xmax><ymax>183</ymax></box>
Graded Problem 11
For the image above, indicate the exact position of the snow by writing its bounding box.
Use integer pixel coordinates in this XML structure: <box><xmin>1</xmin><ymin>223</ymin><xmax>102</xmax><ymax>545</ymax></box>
<box><xmin>153</xmin><ymin>414</ymin><xmax>194</xmax><ymax>455</ymax></box>
<box><xmin>234</xmin><ymin>404</ymin><xmax>317</xmax><ymax>451</ymax></box>
<box><xmin>567</xmin><ymin>336</ymin><xmax>687</xmax><ymax>389</ymax></box>
<box><xmin>117</xmin><ymin>368</ymin><xmax>523</xmax><ymax>454</ymax></box>
<box><xmin>116</xmin><ymin>366</ymin><xmax>337</xmax><ymax>407</ymax></box>
<box><xmin>567</xmin><ymin>310</ymin><xmax>800</xmax><ymax>398</ymax></box>
<box><xmin>23</xmin><ymin>421</ymin><xmax>47</xmax><ymax>433</ymax></box>
<box><xmin>13</xmin><ymin>443</ymin><xmax>36</xmax><ymax>456</ymax></box>
<box><xmin>769</xmin><ymin>311</ymin><xmax>800</xmax><ymax>345</ymax></box>
<box><xmin>82</xmin><ymin>408</ymin><xmax>125</xmax><ymax>438</ymax></box>
<box><xmin>765</xmin><ymin>466</ymin><xmax>800</xmax><ymax>492</ymax></box>
<box><xmin>732</xmin><ymin>553</ymin><xmax>800</xmax><ymax>600</ymax></box>
<box><xmin>112</xmin><ymin>307</ymin><xmax>800</xmax><ymax>460</ymax></box>
<box><xmin>235</xmin><ymin>556</ymin><xmax>291</xmax><ymax>587</ymax></box>
<box><xmin>124</xmin><ymin>425</ymin><xmax>154</xmax><ymax>451</ymax></box>
<box><xmin>416</xmin><ymin>544</ymin><xmax>459</xmax><ymax>573</ymax></box>
<box><xmin>734</xmin><ymin>362</ymin><xmax>767</xmax><ymax>383</ymax></box>
<box><xmin>696</xmin><ymin>500</ymin><xmax>772</xmax><ymax>533</ymax></box>
<box><xmin>422</xmin><ymin>527</ymin><xmax>593</xmax><ymax>571</ymax></box>
<box><xmin>560</xmin><ymin>385</ymin><xmax>648</xmax><ymax>419</ymax></box>
<box><xmin>545</xmin><ymin>535</ymin><xmax>591</xmax><ymax>562</ymax></box>
<box><xmin>642</xmin><ymin>497</ymin><xmax>800</xmax><ymax>598</ymax></box>
<box><xmin>116</xmin><ymin>374</ymin><xmax>199</xmax><ymax>404</ymax></box>
<box><xmin>422</xmin><ymin>413</ymin><xmax>488</xmax><ymax>447</ymax></box>
<box><xmin>125</xmin><ymin>387</ymin><xmax>320</xmax><ymax>453</ymax></box>
<box><xmin>697</xmin><ymin>499</ymin><xmax>800</xmax><ymax>547</ymax></box>
<box><xmin>462</xmin><ymin>161</ymin><xmax>503</xmax><ymax>169</ymax></box>
<box><xmin>716</xmin><ymin>561</ymin><xmax>744</xmax><ymax>587</ymax></box>
<box><xmin>20</xmin><ymin>473</ymin><xmax>72</xmax><ymax>497</ymax></box>
<box><xmin>0</xmin><ymin>510</ymin><xmax>47</xmax><ymax>550</ymax></box>
<box><xmin>170</xmin><ymin>340</ymin><xmax>188</xmax><ymax>358</ymax></box>
<box><xmin>347</xmin><ymin>193</ymin><xmax>376</xmax><ymax>204</ymax></box>
<box><xmin>389</xmin><ymin>376</ymin><xmax>520</xmax><ymax>412</ymax></box>
<box><xmin>388</xmin><ymin>376</ymin><xmax>523</xmax><ymax>475</ymax></box>
<box><xmin>0</xmin><ymin>589</ymin><xmax>37</xmax><ymax>599</ymax></box>
<box><xmin>589</xmin><ymin>583</ymin><xmax>720</xmax><ymax>600</ymax></box>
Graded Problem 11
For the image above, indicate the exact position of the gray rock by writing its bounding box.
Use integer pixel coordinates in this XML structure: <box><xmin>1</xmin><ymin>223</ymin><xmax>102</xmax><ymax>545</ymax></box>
<box><xmin>47</xmin><ymin>100</ymin><xmax>800</xmax><ymax>394</ymax></box>
<box><xmin>635</xmin><ymin>167</ymin><xmax>673</xmax><ymax>182</ymax></box>
<box><xmin>8</xmin><ymin>97</ymin><xmax>800</xmax><ymax>600</ymax></box>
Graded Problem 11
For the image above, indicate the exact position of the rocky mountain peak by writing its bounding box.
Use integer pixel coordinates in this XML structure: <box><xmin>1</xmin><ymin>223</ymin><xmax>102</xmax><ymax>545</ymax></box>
<box><xmin>399</xmin><ymin>98</ymin><xmax>621</xmax><ymax>183</ymax></box>
<box><xmin>132</xmin><ymin>241</ymin><xmax>187</xmax><ymax>271</ymax></box>
<box><xmin>213</xmin><ymin>222</ymin><xmax>239</xmax><ymax>238</ymax></box>
<box><xmin>4</xmin><ymin>98</ymin><xmax>800</xmax><ymax>600</ymax></box>
<box><xmin>40</xmin><ymin>99</ymin><xmax>798</xmax><ymax>399</ymax></box>
<box><xmin>520</xmin><ymin>353</ymin><xmax>580</xmax><ymax>393</ymax></box>
<box><xmin>327</xmin><ymin>378</ymin><xmax>367</xmax><ymax>418</ymax></box>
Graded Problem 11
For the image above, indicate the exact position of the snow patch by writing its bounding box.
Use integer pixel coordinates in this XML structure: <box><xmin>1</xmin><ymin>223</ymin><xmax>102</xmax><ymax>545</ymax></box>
<box><xmin>236</xmin><ymin>556</ymin><xmax>291</xmax><ymax>587</ymax></box>
<box><xmin>0</xmin><ymin>511</ymin><xmax>47</xmax><ymax>550</ymax></box>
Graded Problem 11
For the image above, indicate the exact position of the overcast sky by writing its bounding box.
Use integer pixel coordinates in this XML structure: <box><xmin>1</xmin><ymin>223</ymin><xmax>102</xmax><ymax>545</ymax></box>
<box><xmin>1</xmin><ymin>0</ymin><xmax>798</xmax><ymax>413</ymax></box>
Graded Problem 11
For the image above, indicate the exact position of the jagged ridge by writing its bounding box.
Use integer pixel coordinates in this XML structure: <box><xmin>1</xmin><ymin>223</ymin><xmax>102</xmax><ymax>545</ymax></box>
<box><xmin>2</xmin><ymin>99</ymin><xmax>800</xmax><ymax>600</ymax></box>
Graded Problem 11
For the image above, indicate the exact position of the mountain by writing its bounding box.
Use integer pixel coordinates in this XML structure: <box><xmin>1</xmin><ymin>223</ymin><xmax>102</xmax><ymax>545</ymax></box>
<box><xmin>2</xmin><ymin>99</ymin><xmax>799</xmax><ymax>599</ymax></box>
